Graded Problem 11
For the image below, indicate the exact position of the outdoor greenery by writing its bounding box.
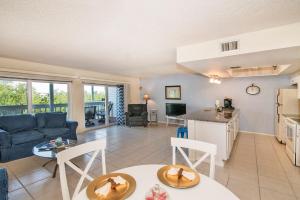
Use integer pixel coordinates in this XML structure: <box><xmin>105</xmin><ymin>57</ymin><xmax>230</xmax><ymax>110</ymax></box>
<box><xmin>0</xmin><ymin>81</ymin><xmax>68</xmax><ymax>106</ymax></box>
<box><xmin>84</xmin><ymin>86</ymin><xmax>106</xmax><ymax>102</ymax></box>
<box><xmin>0</xmin><ymin>81</ymin><xmax>27</xmax><ymax>106</ymax></box>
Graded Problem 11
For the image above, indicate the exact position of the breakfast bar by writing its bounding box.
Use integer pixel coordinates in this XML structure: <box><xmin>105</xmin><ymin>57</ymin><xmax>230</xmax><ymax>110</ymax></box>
<box><xmin>186</xmin><ymin>108</ymin><xmax>240</xmax><ymax>167</ymax></box>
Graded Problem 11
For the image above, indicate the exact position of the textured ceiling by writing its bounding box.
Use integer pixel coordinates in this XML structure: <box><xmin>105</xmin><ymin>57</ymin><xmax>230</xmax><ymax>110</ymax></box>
<box><xmin>0</xmin><ymin>0</ymin><xmax>300</xmax><ymax>77</ymax></box>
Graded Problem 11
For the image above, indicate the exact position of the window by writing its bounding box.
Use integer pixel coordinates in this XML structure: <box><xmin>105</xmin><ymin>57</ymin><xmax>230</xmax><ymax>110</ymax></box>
<box><xmin>0</xmin><ymin>79</ymin><xmax>69</xmax><ymax>116</ymax></box>
<box><xmin>32</xmin><ymin>82</ymin><xmax>69</xmax><ymax>113</ymax></box>
<box><xmin>53</xmin><ymin>83</ymin><xmax>68</xmax><ymax>112</ymax></box>
<box><xmin>32</xmin><ymin>82</ymin><xmax>51</xmax><ymax>113</ymax></box>
<box><xmin>0</xmin><ymin>80</ymin><xmax>28</xmax><ymax>116</ymax></box>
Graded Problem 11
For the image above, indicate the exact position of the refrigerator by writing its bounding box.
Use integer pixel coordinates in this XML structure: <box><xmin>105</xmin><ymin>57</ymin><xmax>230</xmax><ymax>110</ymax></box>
<box><xmin>275</xmin><ymin>89</ymin><xmax>300</xmax><ymax>143</ymax></box>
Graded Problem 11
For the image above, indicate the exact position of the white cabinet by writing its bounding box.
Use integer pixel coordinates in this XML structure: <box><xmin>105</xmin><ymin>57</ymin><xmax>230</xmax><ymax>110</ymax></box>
<box><xmin>188</xmin><ymin>111</ymin><xmax>240</xmax><ymax>167</ymax></box>
<box><xmin>226</xmin><ymin>120</ymin><xmax>234</xmax><ymax>158</ymax></box>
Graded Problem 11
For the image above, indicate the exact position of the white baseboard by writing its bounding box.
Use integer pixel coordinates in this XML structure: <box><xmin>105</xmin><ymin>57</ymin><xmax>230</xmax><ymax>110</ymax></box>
<box><xmin>239</xmin><ymin>130</ymin><xmax>275</xmax><ymax>137</ymax></box>
<box><xmin>158</xmin><ymin>121</ymin><xmax>184</xmax><ymax>126</ymax></box>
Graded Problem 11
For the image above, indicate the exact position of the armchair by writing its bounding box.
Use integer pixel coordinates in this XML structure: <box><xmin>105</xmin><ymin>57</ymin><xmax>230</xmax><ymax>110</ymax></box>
<box><xmin>125</xmin><ymin>104</ymin><xmax>148</xmax><ymax>127</ymax></box>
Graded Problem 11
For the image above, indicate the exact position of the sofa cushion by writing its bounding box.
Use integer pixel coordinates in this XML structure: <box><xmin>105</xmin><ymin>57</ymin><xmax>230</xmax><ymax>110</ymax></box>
<box><xmin>128</xmin><ymin>116</ymin><xmax>145</xmax><ymax>122</ymax></box>
<box><xmin>35</xmin><ymin>113</ymin><xmax>47</xmax><ymax>128</ymax></box>
<box><xmin>39</xmin><ymin>128</ymin><xmax>69</xmax><ymax>138</ymax></box>
<box><xmin>45</xmin><ymin>113</ymin><xmax>67</xmax><ymax>128</ymax></box>
<box><xmin>11</xmin><ymin>130</ymin><xmax>44</xmax><ymax>145</ymax></box>
<box><xmin>0</xmin><ymin>115</ymin><xmax>36</xmax><ymax>133</ymax></box>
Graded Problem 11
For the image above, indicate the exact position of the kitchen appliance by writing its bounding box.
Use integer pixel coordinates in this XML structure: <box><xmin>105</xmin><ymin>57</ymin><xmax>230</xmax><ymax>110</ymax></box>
<box><xmin>285</xmin><ymin>118</ymin><xmax>300</xmax><ymax>166</ymax></box>
<box><xmin>275</xmin><ymin>89</ymin><xmax>300</xmax><ymax>143</ymax></box>
<box><xmin>224</xmin><ymin>98</ymin><xmax>234</xmax><ymax>110</ymax></box>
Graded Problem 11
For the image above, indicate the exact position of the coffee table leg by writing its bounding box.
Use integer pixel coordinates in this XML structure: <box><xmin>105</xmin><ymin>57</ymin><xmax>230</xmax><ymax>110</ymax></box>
<box><xmin>42</xmin><ymin>159</ymin><xmax>53</xmax><ymax>167</ymax></box>
<box><xmin>52</xmin><ymin>164</ymin><xmax>58</xmax><ymax>178</ymax></box>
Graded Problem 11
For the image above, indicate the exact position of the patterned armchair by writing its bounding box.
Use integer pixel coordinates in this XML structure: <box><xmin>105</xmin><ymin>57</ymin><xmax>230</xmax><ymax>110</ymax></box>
<box><xmin>0</xmin><ymin>168</ymin><xmax>8</xmax><ymax>200</ymax></box>
<box><xmin>125</xmin><ymin>104</ymin><xmax>148</xmax><ymax>127</ymax></box>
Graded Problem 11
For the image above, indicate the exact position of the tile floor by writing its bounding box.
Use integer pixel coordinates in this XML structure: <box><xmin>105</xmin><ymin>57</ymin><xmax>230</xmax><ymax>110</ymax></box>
<box><xmin>2</xmin><ymin>125</ymin><xmax>300</xmax><ymax>200</ymax></box>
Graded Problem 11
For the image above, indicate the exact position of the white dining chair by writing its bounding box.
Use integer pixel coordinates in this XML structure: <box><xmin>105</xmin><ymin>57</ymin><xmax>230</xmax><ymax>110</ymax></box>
<box><xmin>57</xmin><ymin>139</ymin><xmax>107</xmax><ymax>200</ymax></box>
<box><xmin>171</xmin><ymin>137</ymin><xmax>217</xmax><ymax>179</ymax></box>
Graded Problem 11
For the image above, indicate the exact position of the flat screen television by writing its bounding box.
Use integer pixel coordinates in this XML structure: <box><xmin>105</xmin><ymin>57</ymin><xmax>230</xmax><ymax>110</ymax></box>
<box><xmin>166</xmin><ymin>103</ymin><xmax>186</xmax><ymax>116</ymax></box>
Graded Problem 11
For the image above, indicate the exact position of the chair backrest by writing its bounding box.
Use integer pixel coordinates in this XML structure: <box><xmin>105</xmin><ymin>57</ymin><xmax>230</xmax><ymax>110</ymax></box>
<box><xmin>171</xmin><ymin>137</ymin><xmax>217</xmax><ymax>179</ymax></box>
<box><xmin>128</xmin><ymin>104</ymin><xmax>147</xmax><ymax>116</ymax></box>
<box><xmin>57</xmin><ymin>139</ymin><xmax>106</xmax><ymax>200</ymax></box>
<box><xmin>85</xmin><ymin>106</ymin><xmax>96</xmax><ymax>119</ymax></box>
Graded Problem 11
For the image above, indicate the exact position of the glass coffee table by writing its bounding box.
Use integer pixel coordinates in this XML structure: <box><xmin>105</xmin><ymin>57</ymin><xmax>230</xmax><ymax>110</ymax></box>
<box><xmin>32</xmin><ymin>139</ymin><xmax>77</xmax><ymax>178</ymax></box>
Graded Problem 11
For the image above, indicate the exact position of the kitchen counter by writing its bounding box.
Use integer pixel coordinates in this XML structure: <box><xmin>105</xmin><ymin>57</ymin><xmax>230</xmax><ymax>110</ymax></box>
<box><xmin>185</xmin><ymin>108</ymin><xmax>239</xmax><ymax>123</ymax></box>
<box><xmin>187</xmin><ymin>108</ymin><xmax>240</xmax><ymax>167</ymax></box>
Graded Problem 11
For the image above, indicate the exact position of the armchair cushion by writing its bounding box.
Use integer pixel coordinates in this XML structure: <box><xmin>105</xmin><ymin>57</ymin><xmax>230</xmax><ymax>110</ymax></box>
<box><xmin>0</xmin><ymin>114</ymin><xmax>36</xmax><ymax>133</ymax></box>
<box><xmin>11</xmin><ymin>130</ymin><xmax>44</xmax><ymax>145</ymax></box>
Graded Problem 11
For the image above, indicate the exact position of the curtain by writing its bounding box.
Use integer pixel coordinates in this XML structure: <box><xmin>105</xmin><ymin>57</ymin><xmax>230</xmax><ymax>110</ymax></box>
<box><xmin>116</xmin><ymin>85</ymin><xmax>125</xmax><ymax>125</ymax></box>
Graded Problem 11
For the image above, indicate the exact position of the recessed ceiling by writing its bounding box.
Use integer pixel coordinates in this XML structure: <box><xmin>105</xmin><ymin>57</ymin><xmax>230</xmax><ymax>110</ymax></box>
<box><xmin>179</xmin><ymin>46</ymin><xmax>300</xmax><ymax>78</ymax></box>
<box><xmin>0</xmin><ymin>0</ymin><xmax>300</xmax><ymax>77</ymax></box>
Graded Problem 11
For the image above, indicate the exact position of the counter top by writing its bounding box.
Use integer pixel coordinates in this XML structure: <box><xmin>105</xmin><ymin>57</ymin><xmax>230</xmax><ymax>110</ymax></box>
<box><xmin>183</xmin><ymin>108</ymin><xmax>239</xmax><ymax>123</ymax></box>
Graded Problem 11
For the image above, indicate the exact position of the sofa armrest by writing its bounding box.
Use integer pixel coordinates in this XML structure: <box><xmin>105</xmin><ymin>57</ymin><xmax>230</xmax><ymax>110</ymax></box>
<box><xmin>0</xmin><ymin>129</ymin><xmax>11</xmax><ymax>148</ymax></box>
<box><xmin>66</xmin><ymin>121</ymin><xmax>78</xmax><ymax>140</ymax></box>
<box><xmin>0</xmin><ymin>168</ymin><xmax>8</xmax><ymax>200</ymax></box>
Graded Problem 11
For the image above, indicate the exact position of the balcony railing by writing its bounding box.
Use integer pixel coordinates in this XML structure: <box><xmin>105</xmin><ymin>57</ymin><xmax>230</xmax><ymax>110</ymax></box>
<box><xmin>0</xmin><ymin>101</ymin><xmax>105</xmax><ymax>116</ymax></box>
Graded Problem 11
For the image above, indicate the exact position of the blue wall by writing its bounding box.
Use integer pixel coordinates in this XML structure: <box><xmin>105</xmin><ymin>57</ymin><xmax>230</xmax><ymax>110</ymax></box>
<box><xmin>141</xmin><ymin>74</ymin><xmax>292</xmax><ymax>135</ymax></box>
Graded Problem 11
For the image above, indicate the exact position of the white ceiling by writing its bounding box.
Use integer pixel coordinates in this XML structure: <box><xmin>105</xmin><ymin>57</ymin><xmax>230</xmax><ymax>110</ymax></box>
<box><xmin>0</xmin><ymin>0</ymin><xmax>300</xmax><ymax>77</ymax></box>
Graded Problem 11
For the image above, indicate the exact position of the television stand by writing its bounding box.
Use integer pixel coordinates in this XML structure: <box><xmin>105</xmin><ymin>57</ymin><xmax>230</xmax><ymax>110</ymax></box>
<box><xmin>166</xmin><ymin>115</ymin><xmax>186</xmax><ymax>127</ymax></box>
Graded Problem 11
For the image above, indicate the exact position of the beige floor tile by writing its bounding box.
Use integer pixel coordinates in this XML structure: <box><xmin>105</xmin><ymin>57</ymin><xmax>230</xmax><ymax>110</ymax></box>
<box><xmin>17</xmin><ymin>168</ymin><xmax>51</xmax><ymax>186</ymax></box>
<box><xmin>26</xmin><ymin>178</ymin><xmax>63</xmax><ymax>200</ymax></box>
<box><xmin>291</xmin><ymin>183</ymin><xmax>300</xmax><ymax>198</ymax></box>
<box><xmin>6</xmin><ymin>157</ymin><xmax>43</xmax><ymax>176</ymax></box>
<box><xmin>260</xmin><ymin>188</ymin><xmax>297</xmax><ymax>200</ymax></box>
<box><xmin>227</xmin><ymin>177</ymin><xmax>260</xmax><ymax>200</ymax></box>
<box><xmin>229</xmin><ymin>168</ymin><xmax>259</xmax><ymax>186</ymax></box>
<box><xmin>7</xmin><ymin>170</ymin><xmax>23</xmax><ymax>192</ymax></box>
<box><xmin>259</xmin><ymin>176</ymin><xmax>294</xmax><ymax>196</ymax></box>
<box><xmin>257</xmin><ymin>164</ymin><xmax>288</xmax><ymax>182</ymax></box>
<box><xmin>8</xmin><ymin>188</ymin><xmax>33</xmax><ymax>200</ymax></box>
<box><xmin>4</xmin><ymin>126</ymin><xmax>300</xmax><ymax>200</ymax></box>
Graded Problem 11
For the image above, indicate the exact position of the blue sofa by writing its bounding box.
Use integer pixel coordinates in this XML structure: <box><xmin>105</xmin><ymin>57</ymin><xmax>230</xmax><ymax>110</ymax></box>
<box><xmin>0</xmin><ymin>113</ymin><xmax>78</xmax><ymax>162</ymax></box>
<box><xmin>0</xmin><ymin>168</ymin><xmax>8</xmax><ymax>200</ymax></box>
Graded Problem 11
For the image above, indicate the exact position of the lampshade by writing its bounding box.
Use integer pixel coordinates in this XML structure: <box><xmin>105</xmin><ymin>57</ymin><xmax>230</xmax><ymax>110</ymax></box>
<box><xmin>143</xmin><ymin>94</ymin><xmax>150</xmax><ymax>100</ymax></box>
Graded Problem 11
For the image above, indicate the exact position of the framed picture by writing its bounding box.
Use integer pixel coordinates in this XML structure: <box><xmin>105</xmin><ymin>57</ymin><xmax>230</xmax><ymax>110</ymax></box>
<box><xmin>165</xmin><ymin>85</ymin><xmax>181</xmax><ymax>100</ymax></box>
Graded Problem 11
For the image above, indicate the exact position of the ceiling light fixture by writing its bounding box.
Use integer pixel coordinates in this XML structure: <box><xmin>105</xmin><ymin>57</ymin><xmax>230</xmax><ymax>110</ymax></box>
<box><xmin>209</xmin><ymin>75</ymin><xmax>222</xmax><ymax>84</ymax></box>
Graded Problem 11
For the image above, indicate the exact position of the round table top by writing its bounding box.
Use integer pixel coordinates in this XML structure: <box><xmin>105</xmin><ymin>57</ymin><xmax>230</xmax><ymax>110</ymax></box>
<box><xmin>32</xmin><ymin>139</ymin><xmax>77</xmax><ymax>159</ymax></box>
<box><xmin>75</xmin><ymin>164</ymin><xmax>239</xmax><ymax>200</ymax></box>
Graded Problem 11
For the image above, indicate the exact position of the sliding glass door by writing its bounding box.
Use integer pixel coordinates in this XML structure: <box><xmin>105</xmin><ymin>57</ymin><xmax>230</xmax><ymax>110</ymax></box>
<box><xmin>84</xmin><ymin>84</ymin><xmax>120</xmax><ymax>128</ymax></box>
<box><xmin>84</xmin><ymin>85</ymin><xmax>106</xmax><ymax>127</ymax></box>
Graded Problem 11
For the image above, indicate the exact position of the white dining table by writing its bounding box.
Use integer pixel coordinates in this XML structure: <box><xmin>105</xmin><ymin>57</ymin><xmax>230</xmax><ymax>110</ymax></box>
<box><xmin>75</xmin><ymin>164</ymin><xmax>239</xmax><ymax>200</ymax></box>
